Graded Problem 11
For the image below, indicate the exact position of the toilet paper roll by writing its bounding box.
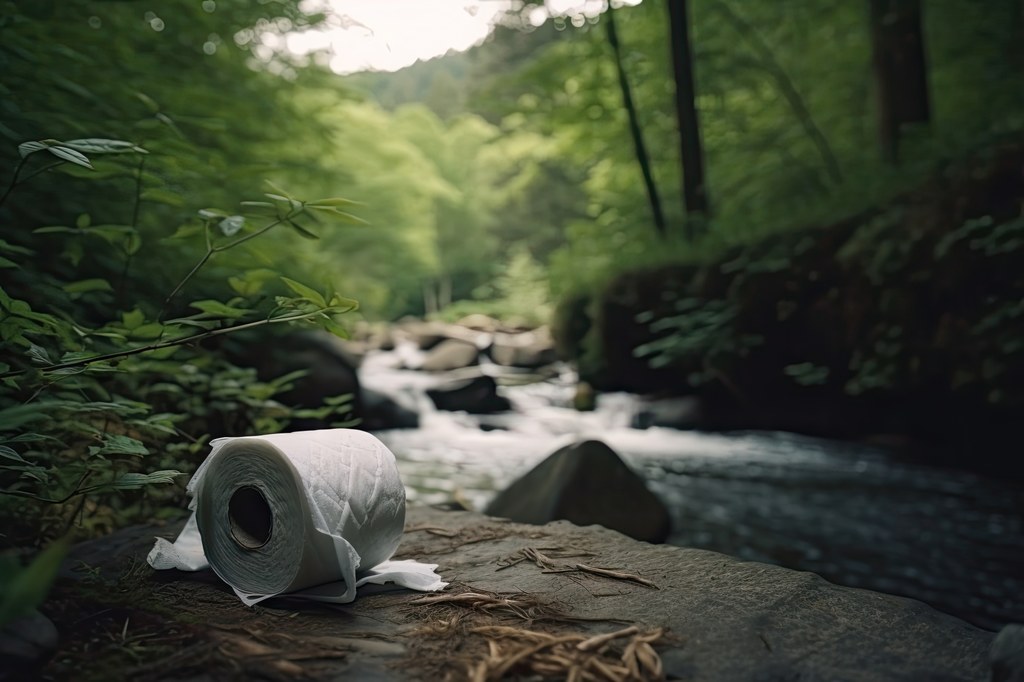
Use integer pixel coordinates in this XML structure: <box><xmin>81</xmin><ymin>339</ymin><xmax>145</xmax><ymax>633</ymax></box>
<box><xmin>147</xmin><ymin>429</ymin><xmax>446</xmax><ymax>605</ymax></box>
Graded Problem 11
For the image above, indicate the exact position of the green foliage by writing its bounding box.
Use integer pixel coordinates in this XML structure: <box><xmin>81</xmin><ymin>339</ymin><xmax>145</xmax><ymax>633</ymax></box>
<box><xmin>0</xmin><ymin>537</ymin><xmax>68</xmax><ymax>627</ymax></box>
<box><xmin>634</xmin><ymin>298</ymin><xmax>762</xmax><ymax>387</ymax></box>
<box><xmin>434</xmin><ymin>246</ymin><xmax>553</xmax><ymax>327</ymax></box>
<box><xmin>0</xmin><ymin>130</ymin><xmax>361</xmax><ymax>550</ymax></box>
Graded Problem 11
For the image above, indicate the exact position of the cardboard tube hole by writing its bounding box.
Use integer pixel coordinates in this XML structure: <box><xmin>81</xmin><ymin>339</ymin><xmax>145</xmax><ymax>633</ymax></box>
<box><xmin>228</xmin><ymin>486</ymin><xmax>272</xmax><ymax>549</ymax></box>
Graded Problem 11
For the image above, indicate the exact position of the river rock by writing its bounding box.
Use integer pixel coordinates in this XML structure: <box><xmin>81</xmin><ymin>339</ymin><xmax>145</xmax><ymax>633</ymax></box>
<box><xmin>419</xmin><ymin>338</ymin><xmax>479</xmax><ymax>372</ymax></box>
<box><xmin>359</xmin><ymin>387</ymin><xmax>419</xmax><ymax>431</ymax></box>
<box><xmin>0</xmin><ymin>609</ymin><xmax>58</xmax><ymax>679</ymax></box>
<box><xmin>232</xmin><ymin>330</ymin><xmax>360</xmax><ymax>431</ymax></box>
<box><xmin>489</xmin><ymin>327</ymin><xmax>558</xmax><ymax>369</ymax></box>
<box><xmin>52</xmin><ymin>507</ymin><xmax>993</xmax><ymax>681</ymax></box>
<box><xmin>485</xmin><ymin>439</ymin><xmax>671</xmax><ymax>543</ymax></box>
<box><xmin>456</xmin><ymin>313</ymin><xmax>500</xmax><ymax>333</ymax></box>
<box><xmin>426</xmin><ymin>375</ymin><xmax>511</xmax><ymax>414</ymax></box>
<box><xmin>397</xmin><ymin>320</ymin><xmax>449</xmax><ymax>351</ymax></box>
<box><xmin>631</xmin><ymin>395</ymin><xmax>703</xmax><ymax>430</ymax></box>
<box><xmin>992</xmin><ymin>624</ymin><xmax>1024</xmax><ymax>682</ymax></box>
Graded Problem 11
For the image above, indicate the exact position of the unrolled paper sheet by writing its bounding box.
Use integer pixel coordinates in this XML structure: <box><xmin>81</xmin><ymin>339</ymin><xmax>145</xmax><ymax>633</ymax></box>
<box><xmin>147</xmin><ymin>429</ymin><xmax>446</xmax><ymax>605</ymax></box>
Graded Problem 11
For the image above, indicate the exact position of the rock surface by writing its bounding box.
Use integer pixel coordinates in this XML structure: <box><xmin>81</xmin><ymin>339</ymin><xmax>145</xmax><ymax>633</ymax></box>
<box><xmin>425</xmin><ymin>375</ymin><xmax>511</xmax><ymax>414</ymax></box>
<box><xmin>48</xmin><ymin>506</ymin><xmax>993</xmax><ymax>681</ymax></box>
<box><xmin>419</xmin><ymin>338</ymin><xmax>479</xmax><ymax>372</ymax></box>
<box><xmin>485</xmin><ymin>439</ymin><xmax>672</xmax><ymax>543</ymax></box>
<box><xmin>489</xmin><ymin>328</ymin><xmax>558</xmax><ymax>369</ymax></box>
<box><xmin>0</xmin><ymin>609</ymin><xmax>59</xmax><ymax>680</ymax></box>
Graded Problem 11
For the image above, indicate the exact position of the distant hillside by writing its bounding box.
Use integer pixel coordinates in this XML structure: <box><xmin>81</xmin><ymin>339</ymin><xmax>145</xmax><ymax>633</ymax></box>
<box><xmin>342</xmin><ymin>21</ymin><xmax>563</xmax><ymax>121</ymax></box>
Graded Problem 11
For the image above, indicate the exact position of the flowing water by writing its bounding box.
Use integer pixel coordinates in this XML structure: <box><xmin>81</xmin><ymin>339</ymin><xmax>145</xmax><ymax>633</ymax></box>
<box><xmin>362</xmin><ymin>344</ymin><xmax>1024</xmax><ymax>631</ymax></box>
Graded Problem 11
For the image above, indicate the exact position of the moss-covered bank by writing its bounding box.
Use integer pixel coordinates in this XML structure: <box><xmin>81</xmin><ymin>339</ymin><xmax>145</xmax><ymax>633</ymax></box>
<box><xmin>554</xmin><ymin>140</ymin><xmax>1024</xmax><ymax>469</ymax></box>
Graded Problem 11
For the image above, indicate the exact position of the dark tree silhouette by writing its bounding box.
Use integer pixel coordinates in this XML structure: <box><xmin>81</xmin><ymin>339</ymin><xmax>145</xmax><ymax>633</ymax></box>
<box><xmin>605</xmin><ymin>5</ymin><xmax>667</xmax><ymax>237</ymax></box>
<box><xmin>868</xmin><ymin>0</ymin><xmax>931</xmax><ymax>163</ymax></box>
<box><xmin>667</xmin><ymin>0</ymin><xmax>709</xmax><ymax>233</ymax></box>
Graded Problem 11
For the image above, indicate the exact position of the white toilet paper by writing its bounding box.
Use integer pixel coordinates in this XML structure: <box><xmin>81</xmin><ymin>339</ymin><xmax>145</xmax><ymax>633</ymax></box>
<box><xmin>147</xmin><ymin>429</ymin><xmax>446</xmax><ymax>605</ymax></box>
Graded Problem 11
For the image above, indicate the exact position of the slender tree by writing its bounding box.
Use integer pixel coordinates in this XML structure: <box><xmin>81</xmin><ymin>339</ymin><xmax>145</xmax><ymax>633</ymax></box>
<box><xmin>667</xmin><ymin>0</ymin><xmax>709</xmax><ymax>233</ymax></box>
<box><xmin>605</xmin><ymin>5</ymin><xmax>667</xmax><ymax>237</ymax></box>
<box><xmin>868</xmin><ymin>0</ymin><xmax>931</xmax><ymax>163</ymax></box>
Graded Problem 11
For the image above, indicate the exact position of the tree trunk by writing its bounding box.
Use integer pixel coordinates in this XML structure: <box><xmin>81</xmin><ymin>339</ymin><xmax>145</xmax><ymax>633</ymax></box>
<box><xmin>604</xmin><ymin>6</ymin><xmax>667</xmax><ymax>238</ymax></box>
<box><xmin>868</xmin><ymin>0</ymin><xmax>931</xmax><ymax>164</ymax></box>
<box><xmin>667</xmin><ymin>0</ymin><xmax>709</xmax><ymax>233</ymax></box>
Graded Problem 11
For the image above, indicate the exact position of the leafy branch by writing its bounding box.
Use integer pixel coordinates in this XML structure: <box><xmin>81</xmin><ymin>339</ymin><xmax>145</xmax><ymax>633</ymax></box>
<box><xmin>0</xmin><ymin>302</ymin><xmax>356</xmax><ymax>381</ymax></box>
<box><xmin>160</xmin><ymin>180</ymin><xmax>366</xmax><ymax>317</ymax></box>
<box><xmin>0</xmin><ymin>138</ymin><xmax>147</xmax><ymax>208</ymax></box>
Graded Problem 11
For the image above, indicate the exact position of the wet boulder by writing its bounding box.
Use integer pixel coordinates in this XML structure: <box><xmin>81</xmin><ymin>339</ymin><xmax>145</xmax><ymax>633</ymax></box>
<box><xmin>489</xmin><ymin>328</ymin><xmax>558</xmax><ymax>369</ymax></box>
<box><xmin>992</xmin><ymin>624</ymin><xmax>1024</xmax><ymax>682</ymax></box>
<box><xmin>631</xmin><ymin>396</ymin><xmax>703</xmax><ymax>430</ymax></box>
<box><xmin>359</xmin><ymin>387</ymin><xmax>419</xmax><ymax>431</ymax></box>
<box><xmin>426</xmin><ymin>375</ymin><xmax>511</xmax><ymax>414</ymax></box>
<box><xmin>230</xmin><ymin>330</ymin><xmax>360</xmax><ymax>431</ymax></box>
<box><xmin>456</xmin><ymin>313</ymin><xmax>501</xmax><ymax>333</ymax></box>
<box><xmin>485</xmin><ymin>439</ymin><xmax>671</xmax><ymax>543</ymax></box>
<box><xmin>419</xmin><ymin>339</ymin><xmax>479</xmax><ymax>372</ymax></box>
<box><xmin>0</xmin><ymin>609</ymin><xmax>58</xmax><ymax>679</ymax></box>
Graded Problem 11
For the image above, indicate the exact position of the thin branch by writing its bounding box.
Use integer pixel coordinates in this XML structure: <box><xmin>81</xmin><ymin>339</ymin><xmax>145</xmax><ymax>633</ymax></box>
<box><xmin>0</xmin><ymin>156</ymin><xmax>28</xmax><ymax>208</ymax></box>
<box><xmin>117</xmin><ymin>155</ymin><xmax>147</xmax><ymax>301</ymax></box>
<box><xmin>159</xmin><ymin>211</ymin><xmax>295</xmax><ymax>319</ymax></box>
<box><xmin>0</xmin><ymin>309</ymin><xmax>331</xmax><ymax>380</ymax></box>
<box><xmin>1</xmin><ymin>470</ymin><xmax>92</xmax><ymax>505</ymax></box>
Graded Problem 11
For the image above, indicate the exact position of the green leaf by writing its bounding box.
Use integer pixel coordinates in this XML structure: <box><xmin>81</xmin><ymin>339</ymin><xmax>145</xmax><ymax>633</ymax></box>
<box><xmin>47</xmin><ymin>145</ymin><xmax>93</xmax><ymax>169</ymax></box>
<box><xmin>62</xmin><ymin>138</ymin><xmax>147</xmax><ymax>155</ymax></box>
<box><xmin>304</xmin><ymin>204</ymin><xmax>368</xmax><ymax>225</ymax></box>
<box><xmin>189</xmin><ymin>299</ymin><xmax>254</xmax><ymax>318</ymax></box>
<box><xmin>328</xmin><ymin>294</ymin><xmax>359</xmax><ymax>312</ymax></box>
<box><xmin>139</xmin><ymin>188</ymin><xmax>184</xmax><ymax>207</ymax></box>
<box><xmin>263</xmin><ymin>179</ymin><xmax>293</xmax><ymax>199</ymax></box>
<box><xmin>108</xmin><ymin>470</ymin><xmax>182</xmax><ymax>490</ymax></box>
<box><xmin>280</xmin><ymin>277</ymin><xmax>326</xmax><ymax>307</ymax></box>
<box><xmin>93</xmin><ymin>434</ymin><xmax>149</xmax><ymax>457</ymax></box>
<box><xmin>219</xmin><ymin>215</ymin><xmax>245</xmax><ymax>236</ymax></box>
<box><xmin>198</xmin><ymin>208</ymin><xmax>227</xmax><ymax>220</ymax></box>
<box><xmin>307</xmin><ymin>197</ymin><xmax>362</xmax><ymax>208</ymax></box>
<box><xmin>0</xmin><ymin>239</ymin><xmax>33</xmax><ymax>256</ymax></box>
<box><xmin>75</xmin><ymin>213</ymin><xmax>90</xmax><ymax>229</ymax></box>
<box><xmin>0</xmin><ymin>445</ymin><xmax>28</xmax><ymax>464</ymax></box>
<box><xmin>166</xmin><ymin>223</ymin><xmax>203</xmax><ymax>241</ymax></box>
<box><xmin>134</xmin><ymin>91</ymin><xmax>160</xmax><ymax>114</ymax></box>
<box><xmin>17</xmin><ymin>140</ymin><xmax>49</xmax><ymax>158</ymax></box>
<box><xmin>0</xmin><ymin>256</ymin><xmax>18</xmax><ymax>269</ymax></box>
<box><xmin>33</xmin><ymin>226</ymin><xmax>79</xmax><ymax>235</ymax></box>
<box><xmin>287</xmin><ymin>219</ymin><xmax>319</xmax><ymax>240</ymax></box>
<box><xmin>121</xmin><ymin>308</ymin><xmax>145</xmax><ymax>330</ymax></box>
<box><xmin>129</xmin><ymin>322</ymin><xmax>164</xmax><ymax>340</ymax></box>
<box><xmin>0</xmin><ymin>538</ymin><xmax>69</xmax><ymax>626</ymax></box>
<box><xmin>63</xmin><ymin>279</ymin><xmax>113</xmax><ymax>294</ymax></box>
<box><xmin>26</xmin><ymin>344</ymin><xmax>51</xmax><ymax>365</ymax></box>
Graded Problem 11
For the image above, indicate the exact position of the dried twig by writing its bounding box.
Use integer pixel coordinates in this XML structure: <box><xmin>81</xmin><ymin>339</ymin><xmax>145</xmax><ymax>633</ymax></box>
<box><xmin>575</xmin><ymin>563</ymin><xmax>659</xmax><ymax>589</ymax></box>
<box><xmin>498</xmin><ymin>547</ymin><xmax>659</xmax><ymax>589</ymax></box>
<box><xmin>451</xmin><ymin>623</ymin><xmax>668</xmax><ymax>681</ymax></box>
<box><xmin>405</xmin><ymin>525</ymin><xmax>458</xmax><ymax>537</ymax></box>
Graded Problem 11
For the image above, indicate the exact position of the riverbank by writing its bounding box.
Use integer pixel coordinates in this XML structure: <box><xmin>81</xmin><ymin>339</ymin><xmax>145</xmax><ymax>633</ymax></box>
<box><xmin>551</xmin><ymin>139</ymin><xmax>1024</xmax><ymax>476</ymax></box>
<box><xmin>32</xmin><ymin>505</ymin><xmax>994</xmax><ymax>681</ymax></box>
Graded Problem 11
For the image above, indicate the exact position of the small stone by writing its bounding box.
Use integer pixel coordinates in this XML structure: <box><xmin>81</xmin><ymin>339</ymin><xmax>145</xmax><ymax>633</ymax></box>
<box><xmin>992</xmin><ymin>624</ymin><xmax>1024</xmax><ymax>682</ymax></box>
<box><xmin>0</xmin><ymin>609</ymin><xmax>58</xmax><ymax>674</ymax></box>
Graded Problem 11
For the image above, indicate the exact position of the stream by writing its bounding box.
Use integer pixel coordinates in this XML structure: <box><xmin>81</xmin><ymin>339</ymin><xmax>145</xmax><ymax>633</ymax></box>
<box><xmin>361</xmin><ymin>343</ymin><xmax>1024</xmax><ymax>631</ymax></box>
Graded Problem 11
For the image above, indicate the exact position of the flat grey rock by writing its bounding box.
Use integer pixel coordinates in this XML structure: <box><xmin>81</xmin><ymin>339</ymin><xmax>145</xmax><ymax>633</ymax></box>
<box><xmin>50</xmin><ymin>506</ymin><xmax>992</xmax><ymax>681</ymax></box>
